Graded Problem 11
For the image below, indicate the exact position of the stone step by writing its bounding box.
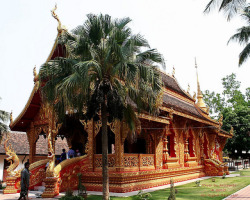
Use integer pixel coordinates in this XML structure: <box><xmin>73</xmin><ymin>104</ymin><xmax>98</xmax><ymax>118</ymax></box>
<box><xmin>33</xmin><ymin>186</ymin><xmax>45</xmax><ymax>192</ymax></box>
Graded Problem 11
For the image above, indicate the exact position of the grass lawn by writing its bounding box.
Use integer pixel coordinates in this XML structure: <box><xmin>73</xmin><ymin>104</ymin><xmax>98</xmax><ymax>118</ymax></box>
<box><xmin>85</xmin><ymin>174</ymin><xmax>250</xmax><ymax>200</ymax></box>
<box><xmin>230</xmin><ymin>167</ymin><xmax>250</xmax><ymax>175</ymax></box>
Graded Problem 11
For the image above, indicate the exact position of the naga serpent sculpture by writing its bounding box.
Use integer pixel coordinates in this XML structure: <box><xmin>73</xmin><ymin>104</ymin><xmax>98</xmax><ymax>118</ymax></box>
<box><xmin>4</xmin><ymin>136</ymin><xmax>21</xmax><ymax>177</ymax></box>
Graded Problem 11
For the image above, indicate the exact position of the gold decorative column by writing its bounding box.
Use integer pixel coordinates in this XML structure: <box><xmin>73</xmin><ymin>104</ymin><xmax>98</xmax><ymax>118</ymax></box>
<box><xmin>184</xmin><ymin>136</ymin><xmax>189</xmax><ymax>166</ymax></box>
<box><xmin>81</xmin><ymin>119</ymin><xmax>94</xmax><ymax>171</ymax></box>
<box><xmin>110</xmin><ymin>120</ymin><xmax>123</xmax><ymax>172</ymax></box>
<box><xmin>162</xmin><ymin>135</ymin><xmax>168</xmax><ymax>164</ymax></box>
<box><xmin>42</xmin><ymin>108</ymin><xmax>61</xmax><ymax>198</ymax></box>
<box><xmin>154</xmin><ymin>130</ymin><xmax>164</xmax><ymax>169</ymax></box>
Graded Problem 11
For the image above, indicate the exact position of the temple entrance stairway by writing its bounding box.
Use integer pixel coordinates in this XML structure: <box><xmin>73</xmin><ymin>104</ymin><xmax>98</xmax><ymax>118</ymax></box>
<box><xmin>204</xmin><ymin>158</ymin><xmax>229</xmax><ymax>176</ymax></box>
<box><xmin>3</xmin><ymin>159</ymin><xmax>49</xmax><ymax>194</ymax></box>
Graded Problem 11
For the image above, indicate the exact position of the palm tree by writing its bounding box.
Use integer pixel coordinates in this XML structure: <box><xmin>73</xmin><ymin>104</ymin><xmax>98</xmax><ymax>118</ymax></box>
<box><xmin>228</xmin><ymin>6</ymin><xmax>250</xmax><ymax>66</ymax></box>
<box><xmin>40</xmin><ymin>14</ymin><xmax>164</xmax><ymax>200</ymax></box>
<box><xmin>204</xmin><ymin>0</ymin><xmax>246</xmax><ymax>21</ymax></box>
<box><xmin>0</xmin><ymin>97</ymin><xmax>9</xmax><ymax>142</ymax></box>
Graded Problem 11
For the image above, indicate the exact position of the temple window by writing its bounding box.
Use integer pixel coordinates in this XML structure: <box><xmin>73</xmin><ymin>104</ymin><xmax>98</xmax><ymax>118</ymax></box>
<box><xmin>188</xmin><ymin>130</ymin><xmax>195</xmax><ymax>157</ymax></box>
<box><xmin>124</xmin><ymin>132</ymin><xmax>147</xmax><ymax>154</ymax></box>
<box><xmin>167</xmin><ymin>131</ymin><xmax>176</xmax><ymax>157</ymax></box>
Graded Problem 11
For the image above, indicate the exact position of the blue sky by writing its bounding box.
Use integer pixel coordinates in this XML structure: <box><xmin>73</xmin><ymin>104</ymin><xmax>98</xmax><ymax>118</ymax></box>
<box><xmin>0</xmin><ymin>0</ymin><xmax>249</xmax><ymax>120</ymax></box>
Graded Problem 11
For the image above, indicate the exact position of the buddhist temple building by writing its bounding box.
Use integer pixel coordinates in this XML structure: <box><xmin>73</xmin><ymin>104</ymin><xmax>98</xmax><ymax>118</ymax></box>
<box><xmin>3</xmin><ymin>7</ymin><xmax>232</xmax><ymax>198</ymax></box>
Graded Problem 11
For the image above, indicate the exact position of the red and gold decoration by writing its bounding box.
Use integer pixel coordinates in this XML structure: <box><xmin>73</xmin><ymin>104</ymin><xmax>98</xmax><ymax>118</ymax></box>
<box><xmin>6</xmin><ymin>6</ymin><xmax>232</xmax><ymax>198</ymax></box>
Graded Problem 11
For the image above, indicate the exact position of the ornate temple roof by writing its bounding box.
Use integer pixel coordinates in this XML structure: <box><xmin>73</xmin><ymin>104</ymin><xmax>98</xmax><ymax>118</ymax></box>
<box><xmin>160</xmin><ymin>71</ymin><xmax>194</xmax><ymax>101</ymax></box>
<box><xmin>9</xmin><ymin>8</ymin><xmax>228</xmax><ymax>137</ymax></box>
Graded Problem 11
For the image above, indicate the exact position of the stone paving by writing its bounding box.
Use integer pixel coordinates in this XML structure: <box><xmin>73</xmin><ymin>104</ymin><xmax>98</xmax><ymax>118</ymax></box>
<box><xmin>224</xmin><ymin>184</ymin><xmax>250</xmax><ymax>200</ymax></box>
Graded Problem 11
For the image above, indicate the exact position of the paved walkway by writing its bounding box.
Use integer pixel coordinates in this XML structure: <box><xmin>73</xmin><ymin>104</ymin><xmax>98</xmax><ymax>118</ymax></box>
<box><xmin>0</xmin><ymin>176</ymin><xmax>210</xmax><ymax>199</ymax></box>
<box><xmin>0</xmin><ymin>174</ymin><xmax>248</xmax><ymax>199</ymax></box>
<box><xmin>224</xmin><ymin>185</ymin><xmax>250</xmax><ymax>200</ymax></box>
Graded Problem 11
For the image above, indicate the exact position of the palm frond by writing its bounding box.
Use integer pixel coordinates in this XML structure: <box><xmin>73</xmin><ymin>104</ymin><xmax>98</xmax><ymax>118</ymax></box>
<box><xmin>204</xmin><ymin>0</ymin><xmax>246</xmax><ymax>21</ymax></box>
<box><xmin>239</xmin><ymin>43</ymin><xmax>250</xmax><ymax>65</ymax></box>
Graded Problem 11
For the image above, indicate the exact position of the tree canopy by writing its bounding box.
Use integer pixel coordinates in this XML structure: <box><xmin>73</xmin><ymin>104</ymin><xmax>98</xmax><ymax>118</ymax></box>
<box><xmin>0</xmin><ymin>97</ymin><xmax>9</xmax><ymax>142</ymax></box>
<box><xmin>40</xmin><ymin>14</ymin><xmax>164</xmax><ymax>200</ymax></box>
<box><xmin>203</xmin><ymin>73</ymin><xmax>250</xmax><ymax>157</ymax></box>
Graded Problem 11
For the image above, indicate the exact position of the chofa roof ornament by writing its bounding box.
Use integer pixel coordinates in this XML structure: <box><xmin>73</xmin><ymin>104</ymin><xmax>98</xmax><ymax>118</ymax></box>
<box><xmin>51</xmin><ymin>4</ymin><xmax>67</xmax><ymax>33</ymax></box>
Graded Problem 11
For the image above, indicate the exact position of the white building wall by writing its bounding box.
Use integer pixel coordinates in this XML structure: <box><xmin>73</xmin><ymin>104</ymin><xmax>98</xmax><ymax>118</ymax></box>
<box><xmin>0</xmin><ymin>155</ymin><xmax>5</xmax><ymax>181</ymax></box>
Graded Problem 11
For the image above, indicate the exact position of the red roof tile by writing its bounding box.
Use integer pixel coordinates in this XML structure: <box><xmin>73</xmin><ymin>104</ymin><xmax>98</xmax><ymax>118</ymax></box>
<box><xmin>0</xmin><ymin>132</ymin><xmax>68</xmax><ymax>156</ymax></box>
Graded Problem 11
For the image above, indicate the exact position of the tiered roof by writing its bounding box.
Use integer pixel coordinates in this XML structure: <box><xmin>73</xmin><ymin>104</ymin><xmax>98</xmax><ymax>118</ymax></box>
<box><xmin>9</xmin><ymin>8</ymin><xmax>231</xmax><ymax>138</ymax></box>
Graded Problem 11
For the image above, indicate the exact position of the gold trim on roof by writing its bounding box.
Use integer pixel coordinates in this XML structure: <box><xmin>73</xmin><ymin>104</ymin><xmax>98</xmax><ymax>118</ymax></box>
<box><xmin>138</xmin><ymin>113</ymin><xmax>170</xmax><ymax>124</ymax></box>
<box><xmin>160</xmin><ymin>106</ymin><xmax>218</xmax><ymax>127</ymax></box>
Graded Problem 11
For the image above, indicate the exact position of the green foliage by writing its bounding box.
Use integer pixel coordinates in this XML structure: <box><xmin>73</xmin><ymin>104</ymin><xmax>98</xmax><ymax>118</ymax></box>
<box><xmin>77</xmin><ymin>173</ymin><xmax>86</xmax><ymax>195</ymax></box>
<box><xmin>204</xmin><ymin>2</ymin><xmax>250</xmax><ymax>65</ymax></box>
<box><xmin>40</xmin><ymin>14</ymin><xmax>164</xmax><ymax>200</ymax></box>
<box><xmin>136</xmin><ymin>190</ymin><xmax>152</xmax><ymax>200</ymax></box>
<box><xmin>40</xmin><ymin>13</ymin><xmax>164</xmax><ymax>132</ymax></box>
<box><xmin>228</xmin><ymin>5</ymin><xmax>250</xmax><ymax>66</ymax></box>
<box><xmin>65</xmin><ymin>188</ymin><xmax>74</xmax><ymax>197</ymax></box>
<box><xmin>60</xmin><ymin>196</ymin><xmax>84</xmax><ymax>200</ymax></box>
<box><xmin>195</xmin><ymin>180</ymin><xmax>201</xmax><ymax>187</ymax></box>
<box><xmin>168</xmin><ymin>178</ymin><xmax>176</xmax><ymax>200</ymax></box>
<box><xmin>0</xmin><ymin>97</ymin><xmax>9</xmax><ymax>142</ymax></box>
<box><xmin>203</xmin><ymin>73</ymin><xmax>250</xmax><ymax>156</ymax></box>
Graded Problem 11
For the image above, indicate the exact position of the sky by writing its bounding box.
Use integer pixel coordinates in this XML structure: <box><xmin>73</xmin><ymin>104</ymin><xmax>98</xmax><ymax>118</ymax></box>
<box><xmin>0</xmin><ymin>0</ymin><xmax>249</xmax><ymax>120</ymax></box>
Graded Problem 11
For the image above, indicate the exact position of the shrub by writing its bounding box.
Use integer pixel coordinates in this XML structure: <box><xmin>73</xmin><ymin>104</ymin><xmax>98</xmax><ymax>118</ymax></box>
<box><xmin>168</xmin><ymin>178</ymin><xmax>176</xmax><ymax>200</ymax></box>
<box><xmin>60</xmin><ymin>196</ymin><xmax>84</xmax><ymax>200</ymax></box>
<box><xmin>136</xmin><ymin>190</ymin><xmax>152</xmax><ymax>200</ymax></box>
<box><xmin>195</xmin><ymin>180</ymin><xmax>201</xmax><ymax>187</ymax></box>
<box><xmin>65</xmin><ymin>188</ymin><xmax>73</xmax><ymax>197</ymax></box>
<box><xmin>77</xmin><ymin>173</ymin><xmax>86</xmax><ymax>195</ymax></box>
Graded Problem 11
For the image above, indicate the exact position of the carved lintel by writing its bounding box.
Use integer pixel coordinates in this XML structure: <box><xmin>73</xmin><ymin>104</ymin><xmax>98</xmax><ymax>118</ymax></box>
<box><xmin>94</xmin><ymin>120</ymin><xmax>102</xmax><ymax>137</ymax></box>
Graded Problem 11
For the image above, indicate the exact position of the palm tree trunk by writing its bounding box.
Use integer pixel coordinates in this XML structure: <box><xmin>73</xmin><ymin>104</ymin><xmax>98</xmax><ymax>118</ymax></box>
<box><xmin>101</xmin><ymin>98</ymin><xmax>109</xmax><ymax>200</ymax></box>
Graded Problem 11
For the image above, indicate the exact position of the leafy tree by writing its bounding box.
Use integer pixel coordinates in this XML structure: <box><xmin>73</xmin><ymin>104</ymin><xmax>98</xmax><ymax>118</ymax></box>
<box><xmin>0</xmin><ymin>97</ymin><xmax>9</xmax><ymax>142</ymax></box>
<box><xmin>204</xmin><ymin>0</ymin><xmax>246</xmax><ymax>21</ymax></box>
<box><xmin>228</xmin><ymin>6</ymin><xmax>250</xmax><ymax>66</ymax></box>
<box><xmin>40</xmin><ymin>14</ymin><xmax>164</xmax><ymax>200</ymax></box>
<box><xmin>203</xmin><ymin>73</ymin><xmax>250</xmax><ymax>157</ymax></box>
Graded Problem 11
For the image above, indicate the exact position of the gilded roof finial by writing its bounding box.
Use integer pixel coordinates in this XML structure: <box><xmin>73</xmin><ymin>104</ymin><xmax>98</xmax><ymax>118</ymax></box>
<box><xmin>218</xmin><ymin>113</ymin><xmax>223</xmax><ymax>127</ymax></box>
<box><xmin>172</xmin><ymin>66</ymin><xmax>175</xmax><ymax>77</ymax></box>
<box><xmin>193</xmin><ymin>91</ymin><xmax>196</xmax><ymax>100</ymax></box>
<box><xmin>10</xmin><ymin>111</ymin><xmax>13</xmax><ymax>124</ymax></box>
<box><xmin>195</xmin><ymin>58</ymin><xmax>208</xmax><ymax>113</ymax></box>
<box><xmin>229</xmin><ymin>126</ymin><xmax>234</xmax><ymax>136</ymax></box>
<box><xmin>51</xmin><ymin>4</ymin><xmax>66</xmax><ymax>33</ymax></box>
<box><xmin>187</xmin><ymin>83</ymin><xmax>190</xmax><ymax>94</ymax></box>
<box><xmin>33</xmin><ymin>65</ymin><xmax>39</xmax><ymax>83</ymax></box>
<box><xmin>33</xmin><ymin>65</ymin><xmax>37</xmax><ymax>77</ymax></box>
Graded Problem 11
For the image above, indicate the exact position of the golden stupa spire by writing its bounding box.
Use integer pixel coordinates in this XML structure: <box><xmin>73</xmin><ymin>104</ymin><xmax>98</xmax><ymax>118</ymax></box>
<box><xmin>195</xmin><ymin>58</ymin><xmax>208</xmax><ymax>112</ymax></box>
